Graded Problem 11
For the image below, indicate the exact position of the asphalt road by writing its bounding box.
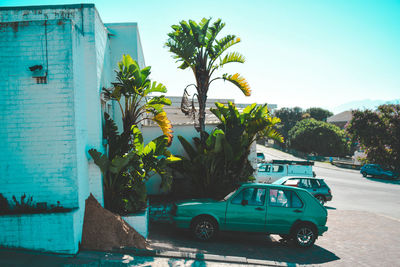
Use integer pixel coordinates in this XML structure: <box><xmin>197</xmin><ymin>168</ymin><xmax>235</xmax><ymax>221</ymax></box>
<box><xmin>257</xmin><ymin>145</ymin><xmax>400</xmax><ymax>220</ymax></box>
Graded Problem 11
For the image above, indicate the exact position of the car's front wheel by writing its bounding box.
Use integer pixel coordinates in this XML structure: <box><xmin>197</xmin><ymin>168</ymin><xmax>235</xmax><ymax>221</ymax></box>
<box><xmin>362</xmin><ymin>172</ymin><xmax>367</xmax><ymax>177</ymax></box>
<box><xmin>292</xmin><ymin>224</ymin><xmax>317</xmax><ymax>248</ymax></box>
<box><xmin>191</xmin><ymin>216</ymin><xmax>218</xmax><ymax>241</ymax></box>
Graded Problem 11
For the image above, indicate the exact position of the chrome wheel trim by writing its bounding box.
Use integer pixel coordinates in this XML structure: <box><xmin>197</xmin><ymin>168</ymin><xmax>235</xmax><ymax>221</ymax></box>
<box><xmin>296</xmin><ymin>227</ymin><xmax>314</xmax><ymax>246</ymax></box>
<box><xmin>194</xmin><ymin>220</ymin><xmax>214</xmax><ymax>240</ymax></box>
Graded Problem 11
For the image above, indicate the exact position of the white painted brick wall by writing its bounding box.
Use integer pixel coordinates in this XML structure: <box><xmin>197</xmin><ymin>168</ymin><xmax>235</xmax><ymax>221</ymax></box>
<box><xmin>0</xmin><ymin>210</ymin><xmax>79</xmax><ymax>254</ymax></box>
<box><xmin>0</xmin><ymin>19</ymin><xmax>79</xmax><ymax>208</ymax></box>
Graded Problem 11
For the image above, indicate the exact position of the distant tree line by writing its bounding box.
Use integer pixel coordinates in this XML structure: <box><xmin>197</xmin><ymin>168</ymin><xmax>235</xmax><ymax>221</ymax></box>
<box><xmin>272</xmin><ymin>107</ymin><xmax>349</xmax><ymax>157</ymax></box>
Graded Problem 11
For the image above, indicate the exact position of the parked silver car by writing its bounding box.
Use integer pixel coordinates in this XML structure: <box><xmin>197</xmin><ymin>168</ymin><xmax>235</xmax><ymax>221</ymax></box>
<box><xmin>273</xmin><ymin>176</ymin><xmax>332</xmax><ymax>205</ymax></box>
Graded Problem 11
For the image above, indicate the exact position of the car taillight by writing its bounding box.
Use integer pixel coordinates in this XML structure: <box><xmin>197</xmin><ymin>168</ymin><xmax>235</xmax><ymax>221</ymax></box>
<box><xmin>328</xmin><ymin>189</ymin><xmax>331</xmax><ymax>194</ymax></box>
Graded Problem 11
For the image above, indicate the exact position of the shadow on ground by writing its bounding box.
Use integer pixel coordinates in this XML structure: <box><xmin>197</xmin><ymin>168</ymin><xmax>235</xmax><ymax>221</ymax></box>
<box><xmin>364</xmin><ymin>176</ymin><xmax>400</xmax><ymax>185</ymax></box>
<box><xmin>148</xmin><ymin>222</ymin><xmax>340</xmax><ymax>265</ymax></box>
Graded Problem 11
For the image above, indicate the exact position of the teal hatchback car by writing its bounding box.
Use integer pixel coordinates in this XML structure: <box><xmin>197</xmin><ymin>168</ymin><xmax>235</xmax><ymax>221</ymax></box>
<box><xmin>173</xmin><ymin>183</ymin><xmax>328</xmax><ymax>248</ymax></box>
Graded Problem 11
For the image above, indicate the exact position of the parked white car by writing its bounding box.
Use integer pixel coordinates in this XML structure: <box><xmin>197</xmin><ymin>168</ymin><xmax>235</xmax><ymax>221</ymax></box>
<box><xmin>255</xmin><ymin>160</ymin><xmax>315</xmax><ymax>184</ymax></box>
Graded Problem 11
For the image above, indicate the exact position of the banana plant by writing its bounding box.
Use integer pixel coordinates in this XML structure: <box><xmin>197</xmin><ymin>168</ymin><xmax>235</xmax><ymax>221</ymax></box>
<box><xmin>166</xmin><ymin>18</ymin><xmax>251</xmax><ymax>145</ymax></box>
<box><xmin>89</xmin><ymin>122</ymin><xmax>180</xmax><ymax>214</ymax></box>
<box><xmin>104</xmin><ymin>54</ymin><xmax>173</xmax><ymax>144</ymax></box>
<box><xmin>171</xmin><ymin>102</ymin><xmax>283</xmax><ymax>199</ymax></box>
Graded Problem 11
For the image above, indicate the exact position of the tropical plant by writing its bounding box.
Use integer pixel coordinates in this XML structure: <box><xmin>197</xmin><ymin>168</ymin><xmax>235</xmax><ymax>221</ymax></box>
<box><xmin>166</xmin><ymin>18</ymin><xmax>251</xmax><ymax>145</ymax></box>
<box><xmin>104</xmin><ymin>54</ymin><xmax>173</xmax><ymax>143</ymax></box>
<box><xmin>89</xmin><ymin>55</ymin><xmax>178</xmax><ymax>214</ymax></box>
<box><xmin>347</xmin><ymin>104</ymin><xmax>400</xmax><ymax>172</ymax></box>
<box><xmin>171</xmin><ymin>102</ymin><xmax>282</xmax><ymax>199</ymax></box>
<box><xmin>89</xmin><ymin>117</ymin><xmax>179</xmax><ymax>214</ymax></box>
<box><xmin>288</xmin><ymin>118</ymin><xmax>349</xmax><ymax>157</ymax></box>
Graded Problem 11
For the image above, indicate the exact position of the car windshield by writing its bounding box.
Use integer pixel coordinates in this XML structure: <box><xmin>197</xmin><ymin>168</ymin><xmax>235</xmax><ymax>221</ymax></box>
<box><xmin>272</xmin><ymin>177</ymin><xmax>289</xmax><ymax>185</ymax></box>
<box><xmin>223</xmin><ymin>189</ymin><xmax>238</xmax><ymax>201</ymax></box>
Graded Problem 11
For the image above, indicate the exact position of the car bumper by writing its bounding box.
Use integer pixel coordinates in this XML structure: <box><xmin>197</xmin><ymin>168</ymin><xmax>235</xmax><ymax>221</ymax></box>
<box><xmin>318</xmin><ymin>225</ymin><xmax>328</xmax><ymax>236</ymax></box>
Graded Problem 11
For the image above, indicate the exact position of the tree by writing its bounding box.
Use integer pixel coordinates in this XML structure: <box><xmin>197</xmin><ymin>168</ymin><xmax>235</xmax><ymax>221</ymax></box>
<box><xmin>171</xmin><ymin>102</ymin><xmax>282</xmax><ymax>199</ymax></box>
<box><xmin>305</xmin><ymin>107</ymin><xmax>333</xmax><ymax>121</ymax></box>
<box><xmin>166</xmin><ymin>18</ymin><xmax>251</xmax><ymax>145</ymax></box>
<box><xmin>347</xmin><ymin>104</ymin><xmax>400</xmax><ymax>172</ymax></box>
<box><xmin>274</xmin><ymin>107</ymin><xmax>303</xmax><ymax>145</ymax></box>
<box><xmin>104</xmin><ymin>54</ymin><xmax>173</xmax><ymax>143</ymax></box>
<box><xmin>288</xmin><ymin>119</ymin><xmax>349</xmax><ymax>156</ymax></box>
<box><xmin>89</xmin><ymin>55</ymin><xmax>179</xmax><ymax>214</ymax></box>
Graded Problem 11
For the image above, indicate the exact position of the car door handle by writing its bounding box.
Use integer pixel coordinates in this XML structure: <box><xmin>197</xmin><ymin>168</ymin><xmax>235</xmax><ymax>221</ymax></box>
<box><xmin>255</xmin><ymin>207</ymin><xmax>264</xmax><ymax>211</ymax></box>
<box><xmin>293</xmin><ymin>209</ymin><xmax>303</xmax><ymax>213</ymax></box>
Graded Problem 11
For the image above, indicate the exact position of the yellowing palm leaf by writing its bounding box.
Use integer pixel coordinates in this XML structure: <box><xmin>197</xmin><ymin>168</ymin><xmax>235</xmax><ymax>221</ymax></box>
<box><xmin>223</xmin><ymin>73</ymin><xmax>251</xmax><ymax>96</ymax></box>
<box><xmin>152</xmin><ymin>112</ymin><xmax>173</xmax><ymax>145</ymax></box>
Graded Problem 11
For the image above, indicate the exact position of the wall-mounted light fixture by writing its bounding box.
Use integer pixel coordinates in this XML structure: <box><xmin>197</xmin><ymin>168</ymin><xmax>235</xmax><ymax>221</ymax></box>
<box><xmin>29</xmin><ymin>64</ymin><xmax>47</xmax><ymax>84</ymax></box>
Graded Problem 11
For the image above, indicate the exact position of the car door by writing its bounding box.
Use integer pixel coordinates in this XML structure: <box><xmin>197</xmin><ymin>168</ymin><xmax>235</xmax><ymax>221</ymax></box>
<box><xmin>224</xmin><ymin>187</ymin><xmax>267</xmax><ymax>232</ymax></box>
<box><xmin>265</xmin><ymin>188</ymin><xmax>304</xmax><ymax>234</ymax></box>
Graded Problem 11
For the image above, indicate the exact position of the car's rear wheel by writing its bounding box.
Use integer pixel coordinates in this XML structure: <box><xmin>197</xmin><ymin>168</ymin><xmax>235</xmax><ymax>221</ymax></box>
<box><xmin>191</xmin><ymin>216</ymin><xmax>218</xmax><ymax>241</ymax></box>
<box><xmin>315</xmin><ymin>195</ymin><xmax>325</xmax><ymax>206</ymax></box>
<box><xmin>362</xmin><ymin>172</ymin><xmax>367</xmax><ymax>177</ymax></box>
<box><xmin>292</xmin><ymin>224</ymin><xmax>317</xmax><ymax>248</ymax></box>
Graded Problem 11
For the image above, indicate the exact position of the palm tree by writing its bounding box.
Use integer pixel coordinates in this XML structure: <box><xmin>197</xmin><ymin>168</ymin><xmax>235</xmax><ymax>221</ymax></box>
<box><xmin>166</xmin><ymin>18</ymin><xmax>251</xmax><ymax>145</ymax></box>
<box><xmin>104</xmin><ymin>55</ymin><xmax>173</xmax><ymax>143</ymax></box>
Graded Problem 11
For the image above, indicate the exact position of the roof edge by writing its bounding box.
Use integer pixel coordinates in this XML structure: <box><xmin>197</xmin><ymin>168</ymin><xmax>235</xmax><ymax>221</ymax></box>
<box><xmin>0</xmin><ymin>3</ymin><xmax>95</xmax><ymax>11</ymax></box>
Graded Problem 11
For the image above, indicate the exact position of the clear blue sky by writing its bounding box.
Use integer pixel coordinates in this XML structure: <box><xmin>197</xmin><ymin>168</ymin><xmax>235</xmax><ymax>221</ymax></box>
<box><xmin>2</xmin><ymin>0</ymin><xmax>400</xmax><ymax>111</ymax></box>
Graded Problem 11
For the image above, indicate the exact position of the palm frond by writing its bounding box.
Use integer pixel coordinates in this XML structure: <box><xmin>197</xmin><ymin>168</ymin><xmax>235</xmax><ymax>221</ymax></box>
<box><xmin>152</xmin><ymin>112</ymin><xmax>173</xmax><ymax>145</ymax></box>
<box><xmin>220</xmin><ymin>52</ymin><xmax>245</xmax><ymax>67</ymax></box>
<box><xmin>222</xmin><ymin>73</ymin><xmax>251</xmax><ymax>96</ymax></box>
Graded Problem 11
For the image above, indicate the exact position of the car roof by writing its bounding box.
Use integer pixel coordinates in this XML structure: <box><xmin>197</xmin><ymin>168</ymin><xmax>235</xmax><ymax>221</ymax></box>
<box><xmin>240</xmin><ymin>182</ymin><xmax>306</xmax><ymax>191</ymax></box>
<box><xmin>283</xmin><ymin>176</ymin><xmax>324</xmax><ymax>180</ymax></box>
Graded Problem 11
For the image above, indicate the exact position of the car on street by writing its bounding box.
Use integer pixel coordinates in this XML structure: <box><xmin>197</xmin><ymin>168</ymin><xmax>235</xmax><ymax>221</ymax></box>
<box><xmin>172</xmin><ymin>183</ymin><xmax>328</xmax><ymax>248</ymax></box>
<box><xmin>360</xmin><ymin>164</ymin><xmax>398</xmax><ymax>179</ymax></box>
<box><xmin>272</xmin><ymin>176</ymin><xmax>332</xmax><ymax>206</ymax></box>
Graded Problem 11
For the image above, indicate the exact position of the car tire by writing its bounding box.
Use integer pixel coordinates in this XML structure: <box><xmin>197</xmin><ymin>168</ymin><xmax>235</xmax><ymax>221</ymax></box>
<box><xmin>292</xmin><ymin>223</ymin><xmax>317</xmax><ymax>248</ymax></box>
<box><xmin>191</xmin><ymin>216</ymin><xmax>218</xmax><ymax>241</ymax></box>
<box><xmin>362</xmin><ymin>172</ymin><xmax>367</xmax><ymax>177</ymax></box>
<box><xmin>315</xmin><ymin>195</ymin><xmax>325</xmax><ymax>206</ymax></box>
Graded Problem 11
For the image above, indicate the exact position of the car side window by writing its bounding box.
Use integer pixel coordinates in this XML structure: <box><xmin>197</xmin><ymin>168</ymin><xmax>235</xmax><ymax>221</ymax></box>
<box><xmin>272</xmin><ymin>165</ymin><xmax>284</xmax><ymax>173</ymax></box>
<box><xmin>258</xmin><ymin>165</ymin><xmax>271</xmax><ymax>172</ymax></box>
<box><xmin>310</xmin><ymin>179</ymin><xmax>320</xmax><ymax>188</ymax></box>
<box><xmin>269</xmin><ymin>189</ymin><xmax>303</xmax><ymax>208</ymax></box>
<box><xmin>231</xmin><ymin>188</ymin><xmax>266</xmax><ymax>206</ymax></box>
<box><xmin>299</xmin><ymin>179</ymin><xmax>311</xmax><ymax>188</ymax></box>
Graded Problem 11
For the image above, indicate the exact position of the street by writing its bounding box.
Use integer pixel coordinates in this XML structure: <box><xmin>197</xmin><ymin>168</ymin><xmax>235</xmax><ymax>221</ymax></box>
<box><xmin>257</xmin><ymin>145</ymin><xmax>400</xmax><ymax>220</ymax></box>
<box><xmin>147</xmin><ymin>146</ymin><xmax>400</xmax><ymax>266</ymax></box>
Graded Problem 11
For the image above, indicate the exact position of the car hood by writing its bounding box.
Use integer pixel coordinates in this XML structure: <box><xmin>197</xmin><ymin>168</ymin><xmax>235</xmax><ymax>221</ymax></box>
<box><xmin>176</xmin><ymin>198</ymin><xmax>221</xmax><ymax>207</ymax></box>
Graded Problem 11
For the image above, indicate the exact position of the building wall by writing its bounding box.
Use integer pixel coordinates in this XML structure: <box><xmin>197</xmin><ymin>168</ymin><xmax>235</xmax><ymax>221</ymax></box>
<box><xmin>0</xmin><ymin>18</ymin><xmax>79</xmax><ymax>208</ymax></box>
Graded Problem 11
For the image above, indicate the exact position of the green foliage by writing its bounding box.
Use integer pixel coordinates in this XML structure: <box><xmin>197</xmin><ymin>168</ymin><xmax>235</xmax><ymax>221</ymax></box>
<box><xmin>288</xmin><ymin>119</ymin><xmax>349</xmax><ymax>157</ymax></box>
<box><xmin>274</xmin><ymin>107</ymin><xmax>303</xmax><ymax>145</ymax></box>
<box><xmin>166</xmin><ymin>18</ymin><xmax>250</xmax><ymax>145</ymax></box>
<box><xmin>89</xmin><ymin>118</ymin><xmax>179</xmax><ymax>214</ymax></box>
<box><xmin>104</xmin><ymin>54</ymin><xmax>173</xmax><ymax>143</ymax></box>
<box><xmin>274</xmin><ymin>107</ymin><xmax>334</xmax><ymax>146</ymax></box>
<box><xmin>347</xmin><ymin>104</ymin><xmax>400</xmax><ymax>172</ymax></box>
<box><xmin>305</xmin><ymin>107</ymin><xmax>333</xmax><ymax>121</ymax></box>
<box><xmin>90</xmin><ymin>56</ymin><xmax>179</xmax><ymax>214</ymax></box>
<box><xmin>171</xmin><ymin>102</ymin><xmax>282</xmax><ymax>199</ymax></box>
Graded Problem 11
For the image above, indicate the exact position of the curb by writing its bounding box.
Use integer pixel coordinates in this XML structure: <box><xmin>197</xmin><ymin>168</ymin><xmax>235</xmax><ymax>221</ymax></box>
<box><xmin>115</xmin><ymin>247</ymin><xmax>295</xmax><ymax>266</ymax></box>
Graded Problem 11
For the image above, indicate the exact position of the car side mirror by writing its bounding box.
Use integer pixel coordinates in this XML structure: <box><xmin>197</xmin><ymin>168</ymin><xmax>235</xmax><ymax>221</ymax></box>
<box><xmin>241</xmin><ymin>199</ymin><xmax>248</xmax><ymax>206</ymax></box>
